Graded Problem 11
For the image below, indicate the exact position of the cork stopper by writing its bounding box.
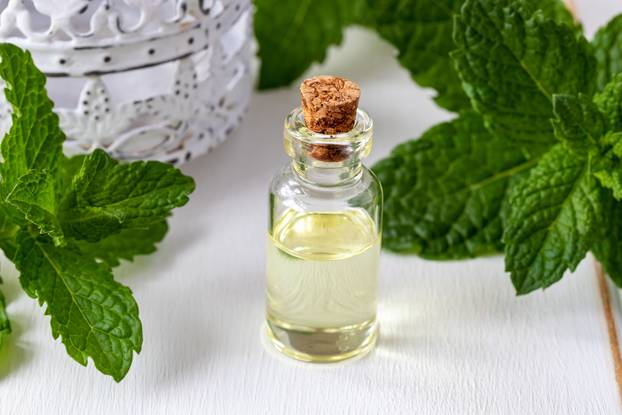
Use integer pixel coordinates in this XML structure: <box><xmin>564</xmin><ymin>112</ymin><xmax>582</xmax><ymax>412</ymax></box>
<box><xmin>300</xmin><ymin>75</ymin><xmax>360</xmax><ymax>134</ymax></box>
<box><xmin>300</xmin><ymin>75</ymin><xmax>360</xmax><ymax>162</ymax></box>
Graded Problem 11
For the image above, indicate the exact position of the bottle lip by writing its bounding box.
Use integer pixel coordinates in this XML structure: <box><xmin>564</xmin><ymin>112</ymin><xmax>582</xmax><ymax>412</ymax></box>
<box><xmin>284</xmin><ymin>107</ymin><xmax>373</xmax><ymax>145</ymax></box>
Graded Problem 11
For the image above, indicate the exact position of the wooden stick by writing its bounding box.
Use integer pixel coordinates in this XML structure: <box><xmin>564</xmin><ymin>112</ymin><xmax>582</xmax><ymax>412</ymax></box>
<box><xmin>595</xmin><ymin>261</ymin><xmax>622</xmax><ymax>407</ymax></box>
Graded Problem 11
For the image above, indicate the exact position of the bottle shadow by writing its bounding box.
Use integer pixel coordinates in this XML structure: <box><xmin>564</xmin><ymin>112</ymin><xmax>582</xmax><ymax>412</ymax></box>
<box><xmin>372</xmin><ymin>254</ymin><xmax>604</xmax><ymax>365</ymax></box>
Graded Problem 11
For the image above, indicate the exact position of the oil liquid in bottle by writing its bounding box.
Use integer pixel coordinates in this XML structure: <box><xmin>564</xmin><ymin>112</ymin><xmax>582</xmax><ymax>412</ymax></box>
<box><xmin>266</xmin><ymin>208</ymin><xmax>380</xmax><ymax>362</ymax></box>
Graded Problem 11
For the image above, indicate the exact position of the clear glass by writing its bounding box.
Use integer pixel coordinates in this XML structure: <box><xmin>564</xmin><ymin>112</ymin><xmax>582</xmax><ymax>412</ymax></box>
<box><xmin>265</xmin><ymin>107</ymin><xmax>382</xmax><ymax>362</ymax></box>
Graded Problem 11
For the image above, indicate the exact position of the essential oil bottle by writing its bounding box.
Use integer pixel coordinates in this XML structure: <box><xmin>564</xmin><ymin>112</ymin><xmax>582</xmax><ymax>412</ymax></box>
<box><xmin>265</xmin><ymin>75</ymin><xmax>382</xmax><ymax>362</ymax></box>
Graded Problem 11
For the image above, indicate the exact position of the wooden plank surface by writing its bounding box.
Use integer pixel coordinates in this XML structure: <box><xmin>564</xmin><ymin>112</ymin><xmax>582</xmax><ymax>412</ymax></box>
<box><xmin>0</xmin><ymin>1</ymin><xmax>621</xmax><ymax>413</ymax></box>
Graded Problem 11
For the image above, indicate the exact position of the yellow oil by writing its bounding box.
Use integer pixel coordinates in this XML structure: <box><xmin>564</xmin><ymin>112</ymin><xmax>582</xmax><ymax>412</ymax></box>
<box><xmin>266</xmin><ymin>208</ymin><xmax>380</xmax><ymax>362</ymax></box>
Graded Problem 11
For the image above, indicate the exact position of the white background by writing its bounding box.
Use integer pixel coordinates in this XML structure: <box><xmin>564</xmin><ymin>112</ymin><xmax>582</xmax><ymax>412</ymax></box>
<box><xmin>1</xmin><ymin>1</ymin><xmax>621</xmax><ymax>413</ymax></box>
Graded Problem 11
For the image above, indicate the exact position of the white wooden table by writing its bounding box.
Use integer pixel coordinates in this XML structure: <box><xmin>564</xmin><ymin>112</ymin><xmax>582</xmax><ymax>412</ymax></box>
<box><xmin>1</xmin><ymin>1</ymin><xmax>621</xmax><ymax>413</ymax></box>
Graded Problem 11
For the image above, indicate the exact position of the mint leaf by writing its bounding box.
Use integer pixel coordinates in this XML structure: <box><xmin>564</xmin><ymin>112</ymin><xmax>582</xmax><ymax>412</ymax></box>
<box><xmin>352</xmin><ymin>0</ymin><xmax>374</xmax><ymax>26</ymax></box>
<box><xmin>60</xmin><ymin>149</ymin><xmax>194</xmax><ymax>242</ymax></box>
<box><xmin>552</xmin><ymin>94</ymin><xmax>606</xmax><ymax>152</ymax></box>
<box><xmin>6</xmin><ymin>171</ymin><xmax>64</xmax><ymax>245</ymax></box>
<box><xmin>14</xmin><ymin>232</ymin><xmax>142</xmax><ymax>381</ymax></box>
<box><xmin>503</xmin><ymin>144</ymin><xmax>602</xmax><ymax>294</ymax></box>
<box><xmin>550</xmin><ymin>94</ymin><xmax>622</xmax><ymax>202</ymax></box>
<box><xmin>62</xmin><ymin>155</ymin><xmax>170</xmax><ymax>267</ymax></box>
<box><xmin>373</xmin><ymin>112</ymin><xmax>546</xmax><ymax>258</ymax></box>
<box><xmin>593</xmin><ymin>132</ymin><xmax>622</xmax><ymax>200</ymax></box>
<box><xmin>594</xmin><ymin>73</ymin><xmax>622</xmax><ymax>131</ymax></box>
<box><xmin>0</xmin><ymin>203</ymin><xmax>19</xmax><ymax>260</ymax></box>
<box><xmin>0</xmin><ymin>285</ymin><xmax>10</xmax><ymax>348</ymax></box>
<box><xmin>591</xmin><ymin>75</ymin><xmax>622</xmax><ymax>199</ymax></box>
<box><xmin>452</xmin><ymin>0</ymin><xmax>596</xmax><ymax>144</ymax></box>
<box><xmin>0</xmin><ymin>44</ymin><xmax>64</xmax><ymax>198</ymax></box>
<box><xmin>0</xmin><ymin>44</ymin><xmax>196</xmax><ymax>380</ymax></box>
<box><xmin>367</xmin><ymin>0</ymin><xmax>470</xmax><ymax>112</ymax></box>
<box><xmin>367</xmin><ymin>0</ymin><xmax>574</xmax><ymax>112</ymax></box>
<box><xmin>254</xmin><ymin>0</ymin><xmax>363</xmax><ymax>89</ymax></box>
<box><xmin>76</xmin><ymin>220</ymin><xmax>168</xmax><ymax>267</ymax></box>
<box><xmin>58</xmin><ymin>155</ymin><xmax>86</xmax><ymax>196</ymax></box>
<box><xmin>593</xmin><ymin>192</ymin><xmax>622</xmax><ymax>287</ymax></box>
<box><xmin>593</xmin><ymin>14</ymin><xmax>622</xmax><ymax>91</ymax></box>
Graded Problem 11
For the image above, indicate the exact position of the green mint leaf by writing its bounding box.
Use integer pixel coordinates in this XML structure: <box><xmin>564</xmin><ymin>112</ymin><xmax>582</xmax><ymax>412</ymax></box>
<box><xmin>593</xmin><ymin>192</ymin><xmax>622</xmax><ymax>287</ymax></box>
<box><xmin>367</xmin><ymin>0</ymin><xmax>573</xmax><ymax>112</ymax></box>
<box><xmin>601</xmin><ymin>131</ymin><xmax>622</xmax><ymax>155</ymax></box>
<box><xmin>76</xmin><ymin>220</ymin><xmax>168</xmax><ymax>267</ymax></box>
<box><xmin>58</xmin><ymin>155</ymin><xmax>86</xmax><ymax>197</ymax></box>
<box><xmin>6</xmin><ymin>171</ymin><xmax>64</xmax><ymax>245</ymax></box>
<box><xmin>452</xmin><ymin>0</ymin><xmax>596</xmax><ymax>144</ymax></box>
<box><xmin>373</xmin><ymin>112</ymin><xmax>546</xmax><ymax>258</ymax></box>
<box><xmin>0</xmin><ymin>286</ymin><xmax>10</xmax><ymax>348</ymax></box>
<box><xmin>254</xmin><ymin>0</ymin><xmax>362</xmax><ymax>89</ymax></box>
<box><xmin>352</xmin><ymin>0</ymin><xmax>374</xmax><ymax>26</ymax></box>
<box><xmin>0</xmin><ymin>44</ymin><xmax>64</xmax><ymax>198</ymax></box>
<box><xmin>592</xmin><ymin>76</ymin><xmax>622</xmax><ymax>199</ymax></box>
<box><xmin>552</xmin><ymin>91</ymin><xmax>622</xmax><ymax>204</ymax></box>
<box><xmin>60</xmin><ymin>149</ymin><xmax>194</xmax><ymax>242</ymax></box>
<box><xmin>0</xmin><ymin>203</ymin><xmax>19</xmax><ymax>260</ymax></box>
<box><xmin>593</xmin><ymin>132</ymin><xmax>622</xmax><ymax>199</ymax></box>
<box><xmin>367</xmin><ymin>0</ymin><xmax>470</xmax><ymax>112</ymax></box>
<box><xmin>503</xmin><ymin>144</ymin><xmax>602</xmax><ymax>294</ymax></box>
<box><xmin>14</xmin><ymin>232</ymin><xmax>142</xmax><ymax>381</ymax></box>
<box><xmin>552</xmin><ymin>94</ymin><xmax>606</xmax><ymax>152</ymax></box>
<box><xmin>592</xmin><ymin>14</ymin><xmax>622</xmax><ymax>91</ymax></box>
<box><xmin>594</xmin><ymin>73</ymin><xmax>622</xmax><ymax>131</ymax></box>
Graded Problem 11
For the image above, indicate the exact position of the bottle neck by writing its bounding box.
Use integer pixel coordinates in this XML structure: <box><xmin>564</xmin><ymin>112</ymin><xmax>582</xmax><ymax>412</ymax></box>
<box><xmin>283</xmin><ymin>107</ymin><xmax>373</xmax><ymax>187</ymax></box>
<box><xmin>291</xmin><ymin>159</ymin><xmax>363</xmax><ymax>186</ymax></box>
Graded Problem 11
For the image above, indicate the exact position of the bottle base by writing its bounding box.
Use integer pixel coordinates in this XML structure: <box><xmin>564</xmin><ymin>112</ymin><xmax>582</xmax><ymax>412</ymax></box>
<box><xmin>265</xmin><ymin>315</ymin><xmax>378</xmax><ymax>363</ymax></box>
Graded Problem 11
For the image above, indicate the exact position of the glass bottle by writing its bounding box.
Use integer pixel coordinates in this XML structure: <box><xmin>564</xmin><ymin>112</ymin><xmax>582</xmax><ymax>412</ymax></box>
<box><xmin>265</xmin><ymin>104</ymin><xmax>382</xmax><ymax>363</ymax></box>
